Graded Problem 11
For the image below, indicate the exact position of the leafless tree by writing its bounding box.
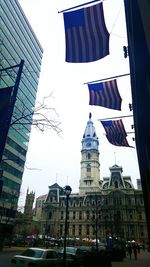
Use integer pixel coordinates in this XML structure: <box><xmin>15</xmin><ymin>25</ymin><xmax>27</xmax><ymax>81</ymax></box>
<box><xmin>10</xmin><ymin>94</ymin><xmax>62</xmax><ymax>135</ymax></box>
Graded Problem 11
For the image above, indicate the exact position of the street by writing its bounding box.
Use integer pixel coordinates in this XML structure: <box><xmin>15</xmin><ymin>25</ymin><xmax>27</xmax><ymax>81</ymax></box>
<box><xmin>0</xmin><ymin>251</ymin><xmax>21</xmax><ymax>267</ymax></box>
<box><xmin>112</xmin><ymin>251</ymin><xmax>150</xmax><ymax>267</ymax></box>
<box><xmin>0</xmin><ymin>248</ymin><xmax>150</xmax><ymax>267</ymax></box>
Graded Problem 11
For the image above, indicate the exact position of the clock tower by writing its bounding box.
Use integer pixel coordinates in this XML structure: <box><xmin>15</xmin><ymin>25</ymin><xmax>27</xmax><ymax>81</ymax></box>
<box><xmin>79</xmin><ymin>113</ymin><xmax>101</xmax><ymax>194</ymax></box>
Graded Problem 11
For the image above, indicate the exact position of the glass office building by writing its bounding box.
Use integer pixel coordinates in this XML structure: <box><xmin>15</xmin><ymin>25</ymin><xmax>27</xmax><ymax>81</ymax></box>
<box><xmin>0</xmin><ymin>0</ymin><xmax>43</xmax><ymax>225</ymax></box>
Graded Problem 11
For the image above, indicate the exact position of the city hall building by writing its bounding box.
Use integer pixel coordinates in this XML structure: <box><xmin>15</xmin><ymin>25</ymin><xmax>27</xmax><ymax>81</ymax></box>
<box><xmin>34</xmin><ymin>114</ymin><xmax>148</xmax><ymax>243</ymax></box>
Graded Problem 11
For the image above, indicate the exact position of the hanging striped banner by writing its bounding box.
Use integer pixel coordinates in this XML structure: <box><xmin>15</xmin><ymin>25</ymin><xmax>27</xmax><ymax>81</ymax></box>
<box><xmin>101</xmin><ymin>119</ymin><xmax>132</xmax><ymax>147</ymax></box>
<box><xmin>88</xmin><ymin>79</ymin><xmax>122</xmax><ymax>110</ymax></box>
<box><xmin>63</xmin><ymin>2</ymin><xmax>109</xmax><ymax>62</ymax></box>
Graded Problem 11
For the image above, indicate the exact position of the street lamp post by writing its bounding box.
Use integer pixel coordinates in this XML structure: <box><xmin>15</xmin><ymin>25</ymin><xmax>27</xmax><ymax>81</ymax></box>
<box><xmin>63</xmin><ymin>185</ymin><xmax>72</xmax><ymax>267</ymax></box>
<box><xmin>95</xmin><ymin>194</ymin><xmax>99</xmax><ymax>252</ymax></box>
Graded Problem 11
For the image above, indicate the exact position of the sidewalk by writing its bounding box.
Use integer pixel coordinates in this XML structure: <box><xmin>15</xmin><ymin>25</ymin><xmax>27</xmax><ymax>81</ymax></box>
<box><xmin>2</xmin><ymin>246</ymin><xmax>27</xmax><ymax>253</ymax></box>
<box><xmin>112</xmin><ymin>251</ymin><xmax>150</xmax><ymax>267</ymax></box>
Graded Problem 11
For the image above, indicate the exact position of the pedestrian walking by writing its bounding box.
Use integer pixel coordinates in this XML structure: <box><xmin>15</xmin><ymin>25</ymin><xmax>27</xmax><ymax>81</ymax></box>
<box><xmin>127</xmin><ymin>244</ymin><xmax>132</xmax><ymax>259</ymax></box>
<box><xmin>133</xmin><ymin>244</ymin><xmax>137</xmax><ymax>260</ymax></box>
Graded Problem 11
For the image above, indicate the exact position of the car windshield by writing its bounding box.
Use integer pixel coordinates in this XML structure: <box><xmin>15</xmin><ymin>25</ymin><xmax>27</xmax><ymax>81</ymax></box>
<box><xmin>66</xmin><ymin>247</ymin><xmax>76</xmax><ymax>253</ymax></box>
<box><xmin>60</xmin><ymin>247</ymin><xmax>77</xmax><ymax>254</ymax></box>
<box><xmin>79</xmin><ymin>246</ymin><xmax>91</xmax><ymax>251</ymax></box>
<box><xmin>21</xmin><ymin>249</ymin><xmax>44</xmax><ymax>258</ymax></box>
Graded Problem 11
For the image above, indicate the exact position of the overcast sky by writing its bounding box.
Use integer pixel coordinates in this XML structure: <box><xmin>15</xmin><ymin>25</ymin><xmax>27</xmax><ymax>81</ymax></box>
<box><xmin>18</xmin><ymin>0</ymin><xmax>140</xmax><ymax>207</ymax></box>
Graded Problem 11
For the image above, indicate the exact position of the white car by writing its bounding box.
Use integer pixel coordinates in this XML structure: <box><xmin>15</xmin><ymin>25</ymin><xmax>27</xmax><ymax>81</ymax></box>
<box><xmin>10</xmin><ymin>247</ymin><xmax>62</xmax><ymax>267</ymax></box>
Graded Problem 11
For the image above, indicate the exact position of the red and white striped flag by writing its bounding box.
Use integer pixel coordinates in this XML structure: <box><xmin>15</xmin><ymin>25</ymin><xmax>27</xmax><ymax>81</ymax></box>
<box><xmin>88</xmin><ymin>79</ymin><xmax>122</xmax><ymax>110</ymax></box>
<box><xmin>101</xmin><ymin>119</ymin><xmax>132</xmax><ymax>147</ymax></box>
<box><xmin>63</xmin><ymin>2</ymin><xmax>109</xmax><ymax>62</ymax></box>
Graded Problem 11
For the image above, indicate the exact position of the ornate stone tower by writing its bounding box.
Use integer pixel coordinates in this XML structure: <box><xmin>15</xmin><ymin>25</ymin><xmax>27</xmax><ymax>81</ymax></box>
<box><xmin>24</xmin><ymin>188</ymin><xmax>35</xmax><ymax>219</ymax></box>
<box><xmin>79</xmin><ymin>113</ymin><xmax>101</xmax><ymax>194</ymax></box>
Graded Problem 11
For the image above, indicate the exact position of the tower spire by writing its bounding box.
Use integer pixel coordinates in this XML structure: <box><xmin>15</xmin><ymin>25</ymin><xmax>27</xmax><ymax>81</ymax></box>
<box><xmin>79</xmin><ymin>114</ymin><xmax>101</xmax><ymax>194</ymax></box>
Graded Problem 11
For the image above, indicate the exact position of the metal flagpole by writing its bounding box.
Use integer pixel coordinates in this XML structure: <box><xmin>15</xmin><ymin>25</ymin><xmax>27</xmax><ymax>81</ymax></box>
<box><xmin>98</xmin><ymin>114</ymin><xmax>133</xmax><ymax>121</ymax></box>
<box><xmin>84</xmin><ymin>73</ymin><xmax>130</xmax><ymax>85</ymax></box>
<box><xmin>58</xmin><ymin>0</ymin><xmax>101</xmax><ymax>13</ymax></box>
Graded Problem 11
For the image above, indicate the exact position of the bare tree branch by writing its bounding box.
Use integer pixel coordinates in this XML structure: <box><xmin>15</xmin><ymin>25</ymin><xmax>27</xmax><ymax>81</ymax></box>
<box><xmin>11</xmin><ymin>94</ymin><xmax>62</xmax><ymax>135</ymax></box>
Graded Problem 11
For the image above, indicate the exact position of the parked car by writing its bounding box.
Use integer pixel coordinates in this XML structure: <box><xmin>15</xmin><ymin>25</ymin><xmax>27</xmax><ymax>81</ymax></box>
<box><xmin>98</xmin><ymin>243</ymin><xmax>106</xmax><ymax>252</ymax></box>
<box><xmin>59</xmin><ymin>246</ymin><xmax>78</xmax><ymax>256</ymax></box>
<box><xmin>77</xmin><ymin>245</ymin><xmax>106</xmax><ymax>254</ymax></box>
<box><xmin>77</xmin><ymin>246</ymin><xmax>111</xmax><ymax>267</ymax></box>
<box><xmin>10</xmin><ymin>247</ymin><xmax>63</xmax><ymax>267</ymax></box>
<box><xmin>59</xmin><ymin>246</ymin><xmax>79</xmax><ymax>262</ymax></box>
<box><xmin>107</xmin><ymin>246</ymin><xmax>126</xmax><ymax>261</ymax></box>
<box><xmin>77</xmin><ymin>246</ymin><xmax>94</xmax><ymax>255</ymax></box>
<box><xmin>59</xmin><ymin>246</ymin><xmax>84</xmax><ymax>266</ymax></box>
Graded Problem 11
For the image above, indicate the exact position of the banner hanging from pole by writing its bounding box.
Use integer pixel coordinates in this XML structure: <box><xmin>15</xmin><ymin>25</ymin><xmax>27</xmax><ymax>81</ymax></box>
<box><xmin>88</xmin><ymin>79</ymin><xmax>122</xmax><ymax>110</ymax></box>
<box><xmin>63</xmin><ymin>2</ymin><xmax>109</xmax><ymax>63</ymax></box>
<box><xmin>101</xmin><ymin>119</ymin><xmax>133</xmax><ymax>147</ymax></box>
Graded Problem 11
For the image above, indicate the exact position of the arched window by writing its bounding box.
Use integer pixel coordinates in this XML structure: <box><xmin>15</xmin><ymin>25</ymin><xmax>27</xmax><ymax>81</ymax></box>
<box><xmin>87</xmin><ymin>164</ymin><xmax>91</xmax><ymax>172</ymax></box>
<box><xmin>86</xmin><ymin>153</ymin><xmax>91</xmax><ymax>159</ymax></box>
<box><xmin>87</xmin><ymin>153</ymin><xmax>91</xmax><ymax>159</ymax></box>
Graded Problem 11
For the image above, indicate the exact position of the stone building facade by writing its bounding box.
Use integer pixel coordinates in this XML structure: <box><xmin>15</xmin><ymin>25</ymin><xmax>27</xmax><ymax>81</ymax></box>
<box><xmin>34</xmin><ymin>114</ymin><xmax>148</xmax><ymax>243</ymax></box>
<box><xmin>34</xmin><ymin>194</ymin><xmax>47</xmax><ymax>220</ymax></box>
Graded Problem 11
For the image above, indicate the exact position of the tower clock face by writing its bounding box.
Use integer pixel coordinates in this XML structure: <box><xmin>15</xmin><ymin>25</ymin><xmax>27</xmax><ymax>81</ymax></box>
<box><xmin>86</xmin><ymin>142</ymin><xmax>91</xmax><ymax>147</ymax></box>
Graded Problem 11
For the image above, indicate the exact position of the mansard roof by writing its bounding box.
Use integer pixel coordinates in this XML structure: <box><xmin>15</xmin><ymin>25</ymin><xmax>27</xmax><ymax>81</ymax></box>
<box><xmin>102</xmin><ymin>164</ymin><xmax>134</xmax><ymax>190</ymax></box>
<box><xmin>48</xmin><ymin>183</ymin><xmax>63</xmax><ymax>190</ymax></box>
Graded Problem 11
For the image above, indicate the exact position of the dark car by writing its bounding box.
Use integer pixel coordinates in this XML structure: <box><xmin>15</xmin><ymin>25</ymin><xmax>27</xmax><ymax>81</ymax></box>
<box><xmin>59</xmin><ymin>246</ymin><xmax>85</xmax><ymax>266</ymax></box>
<box><xmin>77</xmin><ymin>246</ymin><xmax>111</xmax><ymax>267</ymax></box>
<box><xmin>77</xmin><ymin>246</ymin><xmax>93</xmax><ymax>254</ymax></box>
<box><xmin>107</xmin><ymin>246</ymin><xmax>126</xmax><ymax>261</ymax></box>
<box><xmin>59</xmin><ymin>246</ymin><xmax>78</xmax><ymax>256</ymax></box>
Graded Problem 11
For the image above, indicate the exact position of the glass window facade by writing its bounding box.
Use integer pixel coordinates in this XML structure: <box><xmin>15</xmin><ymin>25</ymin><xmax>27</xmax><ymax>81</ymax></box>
<box><xmin>0</xmin><ymin>0</ymin><xmax>43</xmax><ymax>211</ymax></box>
